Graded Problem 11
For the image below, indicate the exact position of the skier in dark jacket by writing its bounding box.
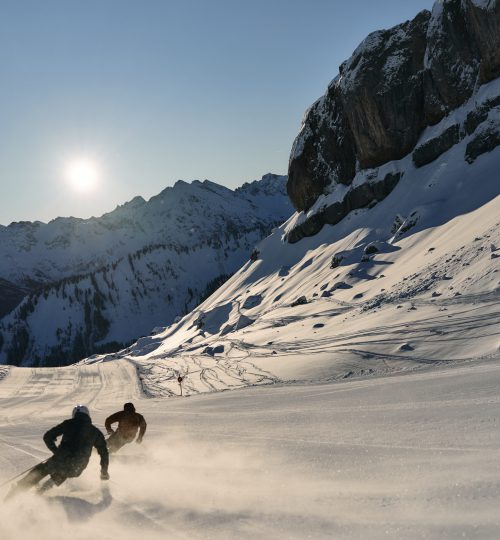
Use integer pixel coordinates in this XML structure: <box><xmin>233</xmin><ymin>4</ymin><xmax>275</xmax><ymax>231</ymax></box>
<box><xmin>7</xmin><ymin>405</ymin><xmax>109</xmax><ymax>498</ymax></box>
<box><xmin>105</xmin><ymin>402</ymin><xmax>147</xmax><ymax>453</ymax></box>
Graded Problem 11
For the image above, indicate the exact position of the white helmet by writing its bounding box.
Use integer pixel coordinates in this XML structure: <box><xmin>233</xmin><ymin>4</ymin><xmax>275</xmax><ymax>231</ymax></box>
<box><xmin>72</xmin><ymin>404</ymin><xmax>90</xmax><ymax>418</ymax></box>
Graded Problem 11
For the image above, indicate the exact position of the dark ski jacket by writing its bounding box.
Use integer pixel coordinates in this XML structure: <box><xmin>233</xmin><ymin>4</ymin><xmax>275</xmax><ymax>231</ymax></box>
<box><xmin>105</xmin><ymin>410</ymin><xmax>147</xmax><ymax>442</ymax></box>
<box><xmin>43</xmin><ymin>412</ymin><xmax>109</xmax><ymax>476</ymax></box>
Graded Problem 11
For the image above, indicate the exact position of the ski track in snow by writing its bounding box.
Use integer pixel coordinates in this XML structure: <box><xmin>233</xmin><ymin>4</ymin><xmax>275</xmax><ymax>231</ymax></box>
<box><xmin>121</xmin><ymin>284</ymin><xmax>499</xmax><ymax>396</ymax></box>
<box><xmin>1</xmin><ymin>358</ymin><xmax>500</xmax><ymax>539</ymax></box>
<box><xmin>86</xmin><ymin>190</ymin><xmax>500</xmax><ymax>399</ymax></box>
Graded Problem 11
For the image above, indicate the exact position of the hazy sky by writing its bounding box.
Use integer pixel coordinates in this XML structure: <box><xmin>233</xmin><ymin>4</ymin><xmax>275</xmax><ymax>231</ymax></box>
<box><xmin>0</xmin><ymin>0</ymin><xmax>434</xmax><ymax>225</ymax></box>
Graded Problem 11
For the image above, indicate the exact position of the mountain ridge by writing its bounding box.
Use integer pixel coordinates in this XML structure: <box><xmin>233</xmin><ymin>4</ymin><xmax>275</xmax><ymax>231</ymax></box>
<box><xmin>0</xmin><ymin>173</ymin><xmax>292</xmax><ymax>365</ymax></box>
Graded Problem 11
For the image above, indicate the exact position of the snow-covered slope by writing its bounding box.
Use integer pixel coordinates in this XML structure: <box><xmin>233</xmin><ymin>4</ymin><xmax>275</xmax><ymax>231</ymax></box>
<box><xmin>80</xmin><ymin>78</ymin><xmax>500</xmax><ymax>396</ymax></box>
<box><xmin>2</xmin><ymin>357</ymin><xmax>500</xmax><ymax>539</ymax></box>
<box><xmin>0</xmin><ymin>174</ymin><xmax>293</xmax><ymax>365</ymax></box>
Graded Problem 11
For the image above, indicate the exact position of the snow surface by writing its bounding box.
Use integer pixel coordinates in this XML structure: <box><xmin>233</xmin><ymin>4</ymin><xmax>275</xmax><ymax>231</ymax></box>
<box><xmin>1</xmin><ymin>358</ymin><xmax>500</xmax><ymax>539</ymax></box>
<box><xmin>65</xmin><ymin>80</ymin><xmax>500</xmax><ymax>402</ymax></box>
<box><xmin>2</xmin><ymin>167</ymin><xmax>498</xmax><ymax>537</ymax></box>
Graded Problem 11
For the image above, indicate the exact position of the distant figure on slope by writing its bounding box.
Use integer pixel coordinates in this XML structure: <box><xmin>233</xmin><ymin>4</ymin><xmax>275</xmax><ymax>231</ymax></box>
<box><xmin>105</xmin><ymin>402</ymin><xmax>147</xmax><ymax>454</ymax></box>
<box><xmin>7</xmin><ymin>405</ymin><xmax>109</xmax><ymax>499</ymax></box>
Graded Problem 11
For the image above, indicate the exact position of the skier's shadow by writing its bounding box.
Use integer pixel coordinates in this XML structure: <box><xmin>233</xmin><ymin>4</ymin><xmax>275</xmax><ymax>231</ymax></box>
<box><xmin>48</xmin><ymin>485</ymin><xmax>112</xmax><ymax>522</ymax></box>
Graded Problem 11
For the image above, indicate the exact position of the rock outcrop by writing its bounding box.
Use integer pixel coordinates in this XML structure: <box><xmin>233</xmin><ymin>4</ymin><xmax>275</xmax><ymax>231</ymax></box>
<box><xmin>286</xmin><ymin>171</ymin><xmax>402</xmax><ymax>243</ymax></box>
<box><xmin>287</xmin><ymin>0</ymin><xmax>500</xmax><ymax>221</ymax></box>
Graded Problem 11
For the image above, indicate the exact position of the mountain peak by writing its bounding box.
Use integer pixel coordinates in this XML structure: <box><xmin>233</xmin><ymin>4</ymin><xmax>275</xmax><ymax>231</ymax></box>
<box><xmin>0</xmin><ymin>172</ymin><xmax>293</xmax><ymax>365</ymax></box>
<box><xmin>286</xmin><ymin>0</ymin><xmax>500</xmax><ymax>243</ymax></box>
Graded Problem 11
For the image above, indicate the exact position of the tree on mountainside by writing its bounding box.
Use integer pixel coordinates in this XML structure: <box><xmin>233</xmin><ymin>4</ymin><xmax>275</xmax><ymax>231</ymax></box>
<box><xmin>6</xmin><ymin>326</ymin><xmax>30</xmax><ymax>366</ymax></box>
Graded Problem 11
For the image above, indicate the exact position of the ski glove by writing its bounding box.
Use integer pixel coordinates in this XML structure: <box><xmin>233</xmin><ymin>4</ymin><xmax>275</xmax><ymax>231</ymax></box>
<box><xmin>100</xmin><ymin>470</ymin><xmax>110</xmax><ymax>481</ymax></box>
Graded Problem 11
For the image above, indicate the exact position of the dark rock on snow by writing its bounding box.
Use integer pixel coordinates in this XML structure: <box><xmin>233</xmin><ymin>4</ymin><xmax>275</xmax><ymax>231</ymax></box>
<box><xmin>291</xmin><ymin>296</ymin><xmax>308</xmax><ymax>307</ymax></box>
<box><xmin>465</xmin><ymin>121</ymin><xmax>500</xmax><ymax>163</ymax></box>
<box><xmin>287</xmin><ymin>0</ymin><xmax>500</xmax><ymax>226</ymax></box>
<box><xmin>412</xmin><ymin>124</ymin><xmax>461</xmax><ymax>167</ymax></box>
<box><xmin>287</xmin><ymin>172</ymin><xmax>401</xmax><ymax>243</ymax></box>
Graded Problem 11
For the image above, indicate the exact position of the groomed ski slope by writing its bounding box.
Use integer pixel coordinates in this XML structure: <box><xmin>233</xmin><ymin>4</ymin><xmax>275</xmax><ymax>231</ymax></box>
<box><xmin>0</xmin><ymin>358</ymin><xmax>500</xmax><ymax>540</ymax></box>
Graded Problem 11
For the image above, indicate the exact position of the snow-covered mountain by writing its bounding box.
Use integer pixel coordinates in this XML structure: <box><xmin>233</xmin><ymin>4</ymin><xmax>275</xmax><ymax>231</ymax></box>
<box><xmin>1</xmin><ymin>2</ymin><xmax>499</xmax><ymax>537</ymax></box>
<box><xmin>0</xmin><ymin>174</ymin><xmax>293</xmax><ymax>365</ymax></box>
<box><xmin>0</xmin><ymin>173</ymin><xmax>288</xmax><ymax>288</ymax></box>
<box><xmin>76</xmin><ymin>0</ymin><xmax>500</xmax><ymax>396</ymax></box>
<box><xmin>288</xmin><ymin>0</ymin><xmax>499</xmax><ymax>226</ymax></box>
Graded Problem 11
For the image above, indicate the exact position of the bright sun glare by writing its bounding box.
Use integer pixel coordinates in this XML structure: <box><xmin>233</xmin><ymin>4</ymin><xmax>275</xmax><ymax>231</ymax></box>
<box><xmin>65</xmin><ymin>159</ymin><xmax>100</xmax><ymax>193</ymax></box>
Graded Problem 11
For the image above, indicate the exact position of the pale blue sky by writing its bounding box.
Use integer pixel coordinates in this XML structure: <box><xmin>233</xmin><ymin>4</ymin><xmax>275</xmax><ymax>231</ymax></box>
<box><xmin>0</xmin><ymin>0</ymin><xmax>434</xmax><ymax>225</ymax></box>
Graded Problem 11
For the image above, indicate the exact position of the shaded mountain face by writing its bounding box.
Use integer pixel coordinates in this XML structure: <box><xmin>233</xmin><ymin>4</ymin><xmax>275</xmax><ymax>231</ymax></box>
<box><xmin>287</xmin><ymin>0</ymin><xmax>500</xmax><ymax>219</ymax></box>
<box><xmin>0</xmin><ymin>279</ymin><xmax>28</xmax><ymax>318</ymax></box>
<box><xmin>0</xmin><ymin>174</ymin><xmax>292</xmax><ymax>366</ymax></box>
<box><xmin>0</xmin><ymin>173</ymin><xmax>289</xmax><ymax>290</ymax></box>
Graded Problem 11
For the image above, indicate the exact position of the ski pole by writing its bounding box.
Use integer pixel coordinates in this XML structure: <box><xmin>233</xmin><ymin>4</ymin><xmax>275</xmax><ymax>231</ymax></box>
<box><xmin>0</xmin><ymin>459</ymin><xmax>48</xmax><ymax>489</ymax></box>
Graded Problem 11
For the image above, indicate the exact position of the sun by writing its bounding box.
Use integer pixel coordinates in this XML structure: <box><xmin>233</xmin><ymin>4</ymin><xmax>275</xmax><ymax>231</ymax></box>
<box><xmin>65</xmin><ymin>159</ymin><xmax>100</xmax><ymax>193</ymax></box>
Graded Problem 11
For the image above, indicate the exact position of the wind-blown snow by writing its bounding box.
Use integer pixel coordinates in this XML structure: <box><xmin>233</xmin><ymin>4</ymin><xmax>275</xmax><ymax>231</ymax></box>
<box><xmin>1</xmin><ymin>358</ymin><xmax>500</xmax><ymax>539</ymax></box>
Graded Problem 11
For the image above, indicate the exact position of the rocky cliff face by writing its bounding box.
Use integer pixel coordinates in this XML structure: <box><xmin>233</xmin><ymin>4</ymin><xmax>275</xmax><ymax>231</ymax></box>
<box><xmin>287</xmin><ymin>0</ymin><xmax>500</xmax><ymax>227</ymax></box>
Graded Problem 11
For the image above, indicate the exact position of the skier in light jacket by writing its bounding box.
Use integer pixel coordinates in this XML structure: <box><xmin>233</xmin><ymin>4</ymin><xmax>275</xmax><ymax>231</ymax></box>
<box><xmin>105</xmin><ymin>402</ymin><xmax>147</xmax><ymax>453</ymax></box>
